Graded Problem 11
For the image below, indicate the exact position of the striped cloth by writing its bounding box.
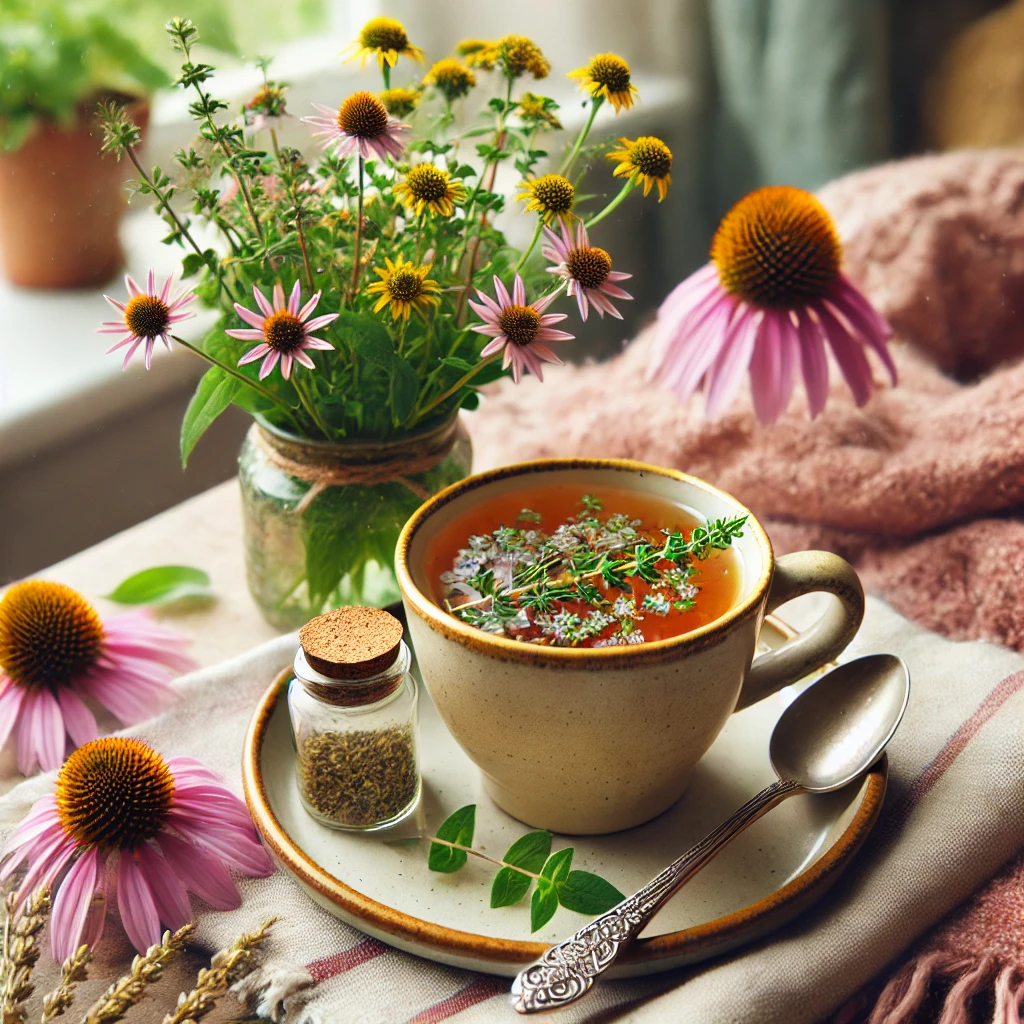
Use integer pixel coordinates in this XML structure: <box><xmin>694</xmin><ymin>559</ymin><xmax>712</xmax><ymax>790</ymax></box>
<box><xmin>1</xmin><ymin>596</ymin><xmax>1022</xmax><ymax>1023</ymax></box>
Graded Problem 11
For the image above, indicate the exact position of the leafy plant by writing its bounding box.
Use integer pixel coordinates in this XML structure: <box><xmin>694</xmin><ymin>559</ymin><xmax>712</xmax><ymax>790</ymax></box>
<box><xmin>428</xmin><ymin>805</ymin><xmax>625</xmax><ymax>932</ymax></box>
<box><xmin>0</xmin><ymin>0</ymin><xmax>240</xmax><ymax>152</ymax></box>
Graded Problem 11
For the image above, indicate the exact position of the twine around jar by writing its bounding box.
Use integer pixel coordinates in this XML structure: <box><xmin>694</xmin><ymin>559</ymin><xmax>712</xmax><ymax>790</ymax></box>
<box><xmin>250</xmin><ymin>416</ymin><xmax>468</xmax><ymax>514</ymax></box>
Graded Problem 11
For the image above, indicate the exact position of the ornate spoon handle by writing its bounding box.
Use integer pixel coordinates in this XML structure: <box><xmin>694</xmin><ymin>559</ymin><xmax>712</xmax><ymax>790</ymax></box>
<box><xmin>510</xmin><ymin>778</ymin><xmax>803</xmax><ymax>1015</ymax></box>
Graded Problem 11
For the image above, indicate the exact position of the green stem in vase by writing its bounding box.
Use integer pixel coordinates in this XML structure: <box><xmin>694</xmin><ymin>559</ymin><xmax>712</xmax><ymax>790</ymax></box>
<box><xmin>292</xmin><ymin>375</ymin><xmax>332</xmax><ymax>440</ymax></box>
<box><xmin>351</xmin><ymin>156</ymin><xmax>365</xmax><ymax>296</ymax></box>
<box><xmin>171</xmin><ymin>334</ymin><xmax>303</xmax><ymax>433</ymax></box>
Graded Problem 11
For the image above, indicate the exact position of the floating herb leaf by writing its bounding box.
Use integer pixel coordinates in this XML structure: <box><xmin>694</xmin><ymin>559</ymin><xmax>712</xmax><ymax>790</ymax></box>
<box><xmin>427</xmin><ymin>808</ymin><xmax>622</xmax><ymax>932</ymax></box>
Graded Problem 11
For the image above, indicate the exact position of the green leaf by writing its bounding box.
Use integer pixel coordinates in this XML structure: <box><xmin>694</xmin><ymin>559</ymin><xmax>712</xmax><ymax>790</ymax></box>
<box><xmin>105</xmin><ymin>565</ymin><xmax>211</xmax><ymax>605</ymax></box>
<box><xmin>180</xmin><ymin>367</ymin><xmax>240</xmax><ymax>467</ymax></box>
<box><xmin>440</xmin><ymin>356</ymin><xmax>475</xmax><ymax>372</ymax></box>
<box><xmin>530</xmin><ymin>881</ymin><xmax>559</xmax><ymax>932</ymax></box>
<box><xmin>336</xmin><ymin>309</ymin><xmax>395</xmax><ymax>370</ymax></box>
<box><xmin>391</xmin><ymin>356</ymin><xmax>419</xmax><ymax>426</ymax></box>
<box><xmin>556</xmin><ymin>871</ymin><xmax>626</xmax><ymax>915</ymax></box>
<box><xmin>540</xmin><ymin>847</ymin><xmax>574</xmax><ymax>887</ymax></box>
<box><xmin>503</xmin><ymin>830</ymin><xmax>552</xmax><ymax>872</ymax></box>
<box><xmin>429</xmin><ymin>804</ymin><xmax>476</xmax><ymax>873</ymax></box>
<box><xmin>491</xmin><ymin>867</ymin><xmax>532</xmax><ymax>909</ymax></box>
<box><xmin>489</xmin><ymin>830</ymin><xmax>551</xmax><ymax>908</ymax></box>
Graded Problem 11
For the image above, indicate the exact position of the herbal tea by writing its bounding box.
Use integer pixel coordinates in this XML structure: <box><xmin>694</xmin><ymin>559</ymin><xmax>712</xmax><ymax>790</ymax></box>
<box><xmin>425</xmin><ymin>484</ymin><xmax>745</xmax><ymax>646</ymax></box>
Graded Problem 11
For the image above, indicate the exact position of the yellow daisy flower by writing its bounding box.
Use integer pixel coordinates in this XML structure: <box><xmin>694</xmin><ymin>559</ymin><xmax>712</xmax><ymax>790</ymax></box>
<box><xmin>607</xmin><ymin>136</ymin><xmax>673</xmax><ymax>201</ymax></box>
<box><xmin>518</xmin><ymin>92</ymin><xmax>562</xmax><ymax>130</ymax></box>
<box><xmin>423</xmin><ymin>59</ymin><xmax>476</xmax><ymax>102</ymax></box>
<box><xmin>366</xmin><ymin>256</ymin><xmax>441</xmax><ymax>321</ymax></box>
<box><xmin>378</xmin><ymin>87</ymin><xmax>421</xmax><ymax>118</ymax></box>
<box><xmin>392</xmin><ymin>163</ymin><xmax>467</xmax><ymax>218</ymax></box>
<box><xmin>494</xmin><ymin>35</ymin><xmax>550</xmax><ymax>80</ymax></box>
<box><xmin>516</xmin><ymin>174</ymin><xmax>575</xmax><ymax>223</ymax></box>
<box><xmin>568</xmin><ymin>53</ymin><xmax>639</xmax><ymax>114</ymax></box>
<box><xmin>456</xmin><ymin>39</ymin><xmax>496</xmax><ymax>69</ymax></box>
<box><xmin>345</xmin><ymin>16</ymin><xmax>424</xmax><ymax>70</ymax></box>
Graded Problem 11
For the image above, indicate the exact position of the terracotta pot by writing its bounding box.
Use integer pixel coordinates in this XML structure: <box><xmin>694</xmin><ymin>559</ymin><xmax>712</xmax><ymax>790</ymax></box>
<box><xmin>0</xmin><ymin>96</ymin><xmax>149</xmax><ymax>289</ymax></box>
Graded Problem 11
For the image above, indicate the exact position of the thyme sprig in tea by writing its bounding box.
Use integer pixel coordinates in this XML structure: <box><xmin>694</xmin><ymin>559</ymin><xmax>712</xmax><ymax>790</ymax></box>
<box><xmin>441</xmin><ymin>495</ymin><xmax>747</xmax><ymax>646</ymax></box>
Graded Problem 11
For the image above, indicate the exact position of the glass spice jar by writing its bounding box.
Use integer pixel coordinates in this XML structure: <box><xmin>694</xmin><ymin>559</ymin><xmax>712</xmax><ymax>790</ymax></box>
<box><xmin>288</xmin><ymin>606</ymin><xmax>420</xmax><ymax>831</ymax></box>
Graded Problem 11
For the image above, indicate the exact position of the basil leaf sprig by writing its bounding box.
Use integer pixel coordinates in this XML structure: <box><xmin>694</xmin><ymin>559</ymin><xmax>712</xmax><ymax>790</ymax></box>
<box><xmin>427</xmin><ymin>805</ymin><xmax>625</xmax><ymax>932</ymax></box>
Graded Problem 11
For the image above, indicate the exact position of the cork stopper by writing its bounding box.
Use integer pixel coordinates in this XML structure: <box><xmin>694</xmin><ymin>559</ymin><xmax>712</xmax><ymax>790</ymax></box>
<box><xmin>299</xmin><ymin>606</ymin><xmax>404</xmax><ymax>681</ymax></box>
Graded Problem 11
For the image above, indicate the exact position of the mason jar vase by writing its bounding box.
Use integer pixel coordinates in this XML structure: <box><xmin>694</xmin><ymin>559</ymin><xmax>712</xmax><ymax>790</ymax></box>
<box><xmin>238</xmin><ymin>415</ymin><xmax>472</xmax><ymax>630</ymax></box>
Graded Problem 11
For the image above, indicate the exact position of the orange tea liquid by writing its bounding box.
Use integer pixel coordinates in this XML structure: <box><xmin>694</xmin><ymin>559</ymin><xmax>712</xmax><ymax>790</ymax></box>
<box><xmin>425</xmin><ymin>483</ymin><xmax>743</xmax><ymax>644</ymax></box>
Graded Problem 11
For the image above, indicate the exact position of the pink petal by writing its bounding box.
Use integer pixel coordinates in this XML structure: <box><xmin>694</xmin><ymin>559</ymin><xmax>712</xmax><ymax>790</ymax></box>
<box><xmin>225</xmin><ymin>329</ymin><xmax>267</xmax><ymax>341</ymax></box>
<box><xmin>528</xmin><ymin>342</ymin><xmax>563</xmax><ymax>365</ymax></box>
<box><xmin>272</xmin><ymin>283</ymin><xmax>285</xmax><ymax>312</ymax></box>
<box><xmin>17</xmin><ymin>689</ymin><xmax>64</xmax><ymax>775</ymax></box>
<box><xmin>297</xmin><ymin>291</ymin><xmax>322</xmax><ymax>321</ymax></box>
<box><xmin>168</xmin><ymin>812</ymin><xmax>272</xmax><ymax>875</ymax></box>
<box><xmin>0</xmin><ymin>684</ymin><xmax>25</xmax><ymax>754</ymax></box>
<box><xmin>601</xmin><ymin>283</ymin><xmax>633</xmax><ymax>300</ymax></box>
<box><xmin>125</xmin><ymin>275</ymin><xmax>140</xmax><ymax>297</ymax></box>
<box><xmin>258</xmin><ymin>351</ymin><xmax>280</xmax><ymax>379</ymax></box>
<box><xmin>826</xmin><ymin>279</ymin><xmax>897</xmax><ymax>384</ymax></box>
<box><xmin>303</xmin><ymin>313</ymin><xmax>338</xmax><ymax>332</ymax></box>
<box><xmin>146</xmin><ymin>269</ymin><xmax>155</xmax><ymax>296</ymax></box>
<box><xmin>658</xmin><ymin>297</ymin><xmax>737</xmax><ymax>398</ymax></box>
<box><xmin>519</xmin><ymin>348</ymin><xmax>544</xmax><ymax>381</ymax></box>
<box><xmin>538</xmin><ymin>312</ymin><xmax>567</xmax><ymax>325</ymax></box>
<box><xmin>293</xmin><ymin>350</ymin><xmax>315</xmax><ymax>370</ymax></box>
<box><xmin>749</xmin><ymin>312</ymin><xmax>787</xmax><ymax>424</ymax></box>
<box><xmin>51</xmin><ymin>848</ymin><xmax>102</xmax><ymax>962</ymax></box>
<box><xmin>534</xmin><ymin>328</ymin><xmax>574</xmax><ymax>342</ymax></box>
<box><xmin>480</xmin><ymin>337</ymin><xmax>508</xmax><ymax>358</ymax></box>
<box><xmin>704</xmin><ymin>308</ymin><xmax>759</xmax><ymax>419</ymax></box>
<box><xmin>159</xmin><ymin>275</ymin><xmax>171</xmax><ymax>303</ymax></box>
<box><xmin>253</xmin><ymin>286</ymin><xmax>274</xmax><ymax>318</ymax></box>
<box><xmin>117</xmin><ymin>854</ymin><xmax>163</xmax><ymax>954</ymax></box>
<box><xmin>304</xmin><ymin>337</ymin><xmax>334</xmax><ymax>351</ymax></box>
<box><xmin>234</xmin><ymin>304</ymin><xmax>267</xmax><ymax>329</ymax></box>
<box><xmin>157</xmin><ymin>834</ymin><xmax>241</xmax><ymax>910</ymax></box>
<box><xmin>512</xmin><ymin>275</ymin><xmax>526</xmax><ymax>306</ymax></box>
<box><xmin>813</xmin><ymin>302</ymin><xmax>874</xmax><ymax>406</ymax></box>
<box><xmin>10</xmin><ymin>829</ymin><xmax>75</xmax><ymax>895</ymax></box>
<box><xmin>57</xmin><ymin>689</ymin><xmax>98</xmax><ymax>748</ymax></box>
<box><xmin>143</xmin><ymin>338</ymin><xmax>156</xmax><ymax>371</ymax></box>
<box><xmin>471</xmin><ymin>290</ymin><xmax>503</xmax><ymax>317</ymax></box>
<box><xmin>575</xmin><ymin>288</ymin><xmax>589</xmax><ymax>320</ymax></box>
<box><xmin>280</xmin><ymin>353</ymin><xmax>293</xmax><ymax>380</ymax></box>
<box><xmin>287</xmin><ymin>280</ymin><xmax>301</xmax><ymax>315</ymax></box>
<box><xmin>120</xmin><ymin>339</ymin><xmax>144</xmax><ymax>371</ymax></box>
<box><xmin>471</xmin><ymin>324</ymin><xmax>504</xmax><ymax>338</ymax></box>
<box><xmin>1</xmin><ymin>796</ymin><xmax>61</xmax><ymax>860</ymax></box>
<box><xmin>238</xmin><ymin>343</ymin><xmax>271</xmax><ymax>365</ymax></box>
<box><xmin>104</xmin><ymin>295</ymin><xmax>126</xmax><ymax>313</ymax></box>
<box><xmin>493</xmin><ymin>276</ymin><xmax>511</xmax><ymax>308</ymax></box>
<box><xmin>532</xmin><ymin>293</ymin><xmax>557</xmax><ymax>314</ymax></box>
<box><xmin>134</xmin><ymin>844</ymin><xmax>192</xmax><ymax>930</ymax></box>
<box><xmin>795</xmin><ymin>311</ymin><xmax>829</xmax><ymax>418</ymax></box>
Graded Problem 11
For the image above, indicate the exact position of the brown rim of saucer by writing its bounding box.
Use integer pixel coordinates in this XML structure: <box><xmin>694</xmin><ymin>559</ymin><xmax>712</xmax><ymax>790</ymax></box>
<box><xmin>394</xmin><ymin>458</ymin><xmax>775</xmax><ymax>668</ymax></box>
<box><xmin>242</xmin><ymin>638</ymin><xmax>887</xmax><ymax>970</ymax></box>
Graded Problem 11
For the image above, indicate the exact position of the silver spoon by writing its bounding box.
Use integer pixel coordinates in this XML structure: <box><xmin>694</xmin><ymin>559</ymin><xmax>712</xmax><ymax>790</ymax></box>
<box><xmin>511</xmin><ymin>653</ymin><xmax>910</xmax><ymax>1014</ymax></box>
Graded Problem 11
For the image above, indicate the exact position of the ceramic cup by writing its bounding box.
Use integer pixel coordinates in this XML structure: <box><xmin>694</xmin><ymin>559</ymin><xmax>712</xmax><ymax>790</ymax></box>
<box><xmin>396</xmin><ymin>459</ymin><xmax>864</xmax><ymax>835</ymax></box>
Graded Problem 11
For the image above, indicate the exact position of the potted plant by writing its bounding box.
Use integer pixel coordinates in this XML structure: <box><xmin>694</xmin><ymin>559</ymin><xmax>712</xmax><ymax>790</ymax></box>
<box><xmin>98</xmin><ymin>16</ymin><xmax>671</xmax><ymax>630</ymax></box>
<box><xmin>0</xmin><ymin>0</ymin><xmax>172</xmax><ymax>288</ymax></box>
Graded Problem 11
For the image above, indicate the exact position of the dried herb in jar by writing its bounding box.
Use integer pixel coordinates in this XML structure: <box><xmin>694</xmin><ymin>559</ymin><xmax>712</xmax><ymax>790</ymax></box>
<box><xmin>297</xmin><ymin>726</ymin><xmax>418</xmax><ymax>827</ymax></box>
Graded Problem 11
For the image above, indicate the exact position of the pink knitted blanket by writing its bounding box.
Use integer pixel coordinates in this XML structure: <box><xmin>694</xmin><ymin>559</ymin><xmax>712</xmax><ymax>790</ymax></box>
<box><xmin>466</xmin><ymin>149</ymin><xmax>1024</xmax><ymax>1024</ymax></box>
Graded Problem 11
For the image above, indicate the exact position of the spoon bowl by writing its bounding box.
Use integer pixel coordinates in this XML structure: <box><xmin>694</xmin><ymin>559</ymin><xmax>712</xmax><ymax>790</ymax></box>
<box><xmin>770</xmin><ymin>653</ymin><xmax>910</xmax><ymax>792</ymax></box>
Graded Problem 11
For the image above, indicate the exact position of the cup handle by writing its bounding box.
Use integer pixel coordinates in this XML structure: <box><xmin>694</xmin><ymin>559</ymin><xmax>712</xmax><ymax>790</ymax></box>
<box><xmin>735</xmin><ymin>551</ymin><xmax>865</xmax><ymax>712</ymax></box>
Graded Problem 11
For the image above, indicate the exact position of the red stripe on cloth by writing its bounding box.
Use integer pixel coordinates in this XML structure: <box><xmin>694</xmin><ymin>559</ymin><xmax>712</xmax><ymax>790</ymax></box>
<box><xmin>888</xmin><ymin>669</ymin><xmax>1024</xmax><ymax>834</ymax></box>
<box><xmin>306</xmin><ymin>937</ymin><xmax>389</xmax><ymax>983</ymax></box>
<box><xmin>404</xmin><ymin>976</ymin><xmax>508</xmax><ymax>1024</ymax></box>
